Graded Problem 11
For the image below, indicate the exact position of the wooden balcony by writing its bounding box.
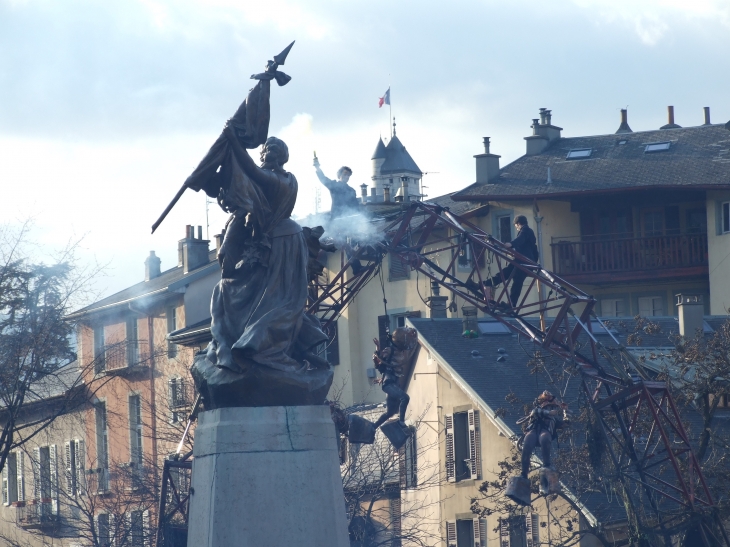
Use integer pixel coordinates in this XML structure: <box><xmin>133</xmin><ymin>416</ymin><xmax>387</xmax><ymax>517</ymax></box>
<box><xmin>550</xmin><ymin>233</ymin><xmax>708</xmax><ymax>283</ymax></box>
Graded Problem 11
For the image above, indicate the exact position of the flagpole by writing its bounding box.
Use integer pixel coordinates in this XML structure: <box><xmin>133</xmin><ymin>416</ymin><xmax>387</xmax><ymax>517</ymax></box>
<box><xmin>389</xmin><ymin>85</ymin><xmax>392</xmax><ymax>138</ymax></box>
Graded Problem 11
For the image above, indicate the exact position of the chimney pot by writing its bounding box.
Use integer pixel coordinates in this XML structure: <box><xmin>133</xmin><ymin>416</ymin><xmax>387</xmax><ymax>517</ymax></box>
<box><xmin>703</xmin><ymin>107</ymin><xmax>711</xmax><ymax>125</ymax></box>
<box><xmin>197</xmin><ymin>225</ymin><xmax>203</xmax><ymax>239</ymax></box>
<box><xmin>539</xmin><ymin>108</ymin><xmax>547</xmax><ymax>125</ymax></box>
<box><xmin>370</xmin><ymin>187</ymin><xmax>376</xmax><ymax>197</ymax></box>
<box><xmin>668</xmin><ymin>105</ymin><xmax>675</xmax><ymax>125</ymax></box>
<box><xmin>144</xmin><ymin>251</ymin><xmax>162</xmax><ymax>282</ymax></box>
<box><xmin>179</xmin><ymin>227</ymin><xmax>210</xmax><ymax>274</ymax></box>
<box><xmin>383</xmin><ymin>186</ymin><xmax>391</xmax><ymax>202</ymax></box>
<box><xmin>676</xmin><ymin>294</ymin><xmax>704</xmax><ymax>338</ymax></box>
<box><xmin>532</xmin><ymin>119</ymin><xmax>540</xmax><ymax>136</ymax></box>
<box><xmin>185</xmin><ymin>225</ymin><xmax>192</xmax><ymax>239</ymax></box>
<box><xmin>483</xmin><ymin>137</ymin><xmax>491</xmax><ymax>154</ymax></box>
<box><xmin>616</xmin><ymin>108</ymin><xmax>633</xmax><ymax>134</ymax></box>
<box><xmin>360</xmin><ymin>183</ymin><xmax>368</xmax><ymax>199</ymax></box>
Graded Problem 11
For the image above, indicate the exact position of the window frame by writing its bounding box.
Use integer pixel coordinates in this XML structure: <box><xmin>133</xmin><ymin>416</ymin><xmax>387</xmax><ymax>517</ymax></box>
<box><xmin>94</xmin><ymin>326</ymin><xmax>106</xmax><ymax>374</ymax></box>
<box><xmin>566</xmin><ymin>148</ymin><xmax>592</xmax><ymax>160</ymax></box>
<box><xmin>722</xmin><ymin>201</ymin><xmax>730</xmax><ymax>234</ymax></box>
<box><xmin>129</xmin><ymin>394</ymin><xmax>143</xmax><ymax>465</ymax></box>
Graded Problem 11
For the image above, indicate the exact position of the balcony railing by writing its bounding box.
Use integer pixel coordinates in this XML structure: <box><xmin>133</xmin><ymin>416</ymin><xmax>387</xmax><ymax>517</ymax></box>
<box><xmin>16</xmin><ymin>500</ymin><xmax>58</xmax><ymax>529</ymax></box>
<box><xmin>97</xmin><ymin>341</ymin><xmax>149</xmax><ymax>375</ymax></box>
<box><xmin>551</xmin><ymin>233</ymin><xmax>708</xmax><ymax>280</ymax></box>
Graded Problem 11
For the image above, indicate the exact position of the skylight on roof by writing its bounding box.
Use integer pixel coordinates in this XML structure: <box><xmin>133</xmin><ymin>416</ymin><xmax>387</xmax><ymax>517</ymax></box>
<box><xmin>644</xmin><ymin>142</ymin><xmax>671</xmax><ymax>153</ymax></box>
<box><xmin>478</xmin><ymin>321</ymin><xmax>511</xmax><ymax>335</ymax></box>
<box><xmin>566</xmin><ymin>148</ymin><xmax>592</xmax><ymax>159</ymax></box>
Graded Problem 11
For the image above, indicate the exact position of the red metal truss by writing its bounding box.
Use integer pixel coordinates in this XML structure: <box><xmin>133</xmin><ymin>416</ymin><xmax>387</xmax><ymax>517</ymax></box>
<box><xmin>307</xmin><ymin>201</ymin><xmax>728</xmax><ymax>547</ymax></box>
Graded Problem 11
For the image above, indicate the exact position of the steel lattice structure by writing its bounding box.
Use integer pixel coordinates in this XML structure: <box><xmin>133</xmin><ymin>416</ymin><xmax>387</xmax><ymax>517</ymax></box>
<box><xmin>307</xmin><ymin>201</ymin><xmax>729</xmax><ymax>547</ymax></box>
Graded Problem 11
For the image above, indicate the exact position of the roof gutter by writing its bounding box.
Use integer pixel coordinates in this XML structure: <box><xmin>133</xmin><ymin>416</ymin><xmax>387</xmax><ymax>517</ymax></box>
<box><xmin>66</xmin><ymin>287</ymin><xmax>169</xmax><ymax>320</ymax></box>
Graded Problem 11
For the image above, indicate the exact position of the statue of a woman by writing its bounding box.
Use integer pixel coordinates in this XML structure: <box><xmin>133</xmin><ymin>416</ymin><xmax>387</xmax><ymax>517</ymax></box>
<box><xmin>184</xmin><ymin>45</ymin><xmax>333</xmax><ymax>408</ymax></box>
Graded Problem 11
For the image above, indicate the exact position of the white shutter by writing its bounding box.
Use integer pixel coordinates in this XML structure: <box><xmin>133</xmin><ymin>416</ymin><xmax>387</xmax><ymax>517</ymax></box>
<box><xmin>49</xmin><ymin>445</ymin><xmax>58</xmax><ymax>514</ymax></box>
<box><xmin>480</xmin><ymin>519</ymin><xmax>488</xmax><ymax>547</ymax></box>
<box><xmin>474</xmin><ymin>517</ymin><xmax>482</xmax><ymax>546</ymax></box>
<box><xmin>16</xmin><ymin>452</ymin><xmax>24</xmax><ymax>502</ymax></box>
<box><xmin>445</xmin><ymin>414</ymin><xmax>455</xmax><ymax>483</ymax></box>
<box><xmin>65</xmin><ymin>441</ymin><xmax>74</xmax><ymax>494</ymax></box>
<box><xmin>109</xmin><ymin>513</ymin><xmax>116</xmax><ymax>547</ymax></box>
<box><xmin>75</xmin><ymin>440</ymin><xmax>85</xmax><ymax>494</ymax></box>
<box><xmin>32</xmin><ymin>447</ymin><xmax>41</xmax><ymax>500</ymax></box>
<box><xmin>500</xmin><ymin>518</ymin><xmax>510</xmax><ymax>547</ymax></box>
<box><xmin>143</xmin><ymin>509</ymin><xmax>151</xmax><ymax>547</ymax></box>
<box><xmin>446</xmin><ymin>520</ymin><xmax>457</xmax><ymax>547</ymax></box>
<box><xmin>468</xmin><ymin>409</ymin><xmax>481</xmax><ymax>480</ymax></box>
<box><xmin>2</xmin><ymin>462</ymin><xmax>7</xmax><ymax>505</ymax></box>
<box><xmin>530</xmin><ymin>514</ymin><xmax>539</xmax><ymax>547</ymax></box>
<box><xmin>525</xmin><ymin>514</ymin><xmax>533</xmax><ymax>547</ymax></box>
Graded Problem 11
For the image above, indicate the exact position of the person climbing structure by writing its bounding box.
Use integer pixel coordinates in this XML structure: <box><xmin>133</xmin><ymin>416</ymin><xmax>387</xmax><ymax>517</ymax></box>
<box><xmin>371</xmin><ymin>327</ymin><xmax>418</xmax><ymax>430</ymax></box>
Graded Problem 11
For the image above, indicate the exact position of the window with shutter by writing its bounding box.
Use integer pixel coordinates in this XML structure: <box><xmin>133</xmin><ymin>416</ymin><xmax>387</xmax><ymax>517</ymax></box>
<box><xmin>2</xmin><ymin>462</ymin><xmax>7</xmax><ymax>505</ymax></box>
<box><xmin>97</xmin><ymin>513</ymin><xmax>111</xmax><ymax>547</ymax></box>
<box><xmin>65</xmin><ymin>441</ymin><xmax>75</xmax><ymax>495</ymax></box>
<box><xmin>129</xmin><ymin>395</ymin><xmax>143</xmax><ymax>465</ymax></box>
<box><xmin>479</xmin><ymin>519</ymin><xmax>488</xmax><ymax>547</ymax></box>
<box><xmin>74</xmin><ymin>440</ymin><xmax>85</xmax><ymax>494</ymax></box>
<box><xmin>473</xmin><ymin>517</ymin><xmax>482</xmax><ymax>547</ymax></box>
<box><xmin>527</xmin><ymin>514</ymin><xmax>539</xmax><ymax>547</ymax></box>
<box><xmin>17</xmin><ymin>452</ymin><xmax>25</xmax><ymax>502</ymax></box>
<box><xmin>32</xmin><ymin>447</ymin><xmax>41</xmax><ymax>501</ymax></box>
<box><xmin>167</xmin><ymin>308</ymin><xmax>179</xmax><ymax>358</ymax></box>
<box><xmin>95</xmin><ymin>403</ymin><xmax>109</xmax><ymax>491</ymax></box>
<box><xmin>94</xmin><ymin>326</ymin><xmax>106</xmax><ymax>373</ymax></box>
<box><xmin>399</xmin><ymin>427</ymin><xmax>417</xmax><ymax>489</ymax></box>
<box><xmin>389</xmin><ymin>253</ymin><xmax>410</xmax><ymax>281</ymax></box>
<box><xmin>500</xmin><ymin>519</ymin><xmax>511</xmax><ymax>547</ymax></box>
<box><xmin>468</xmin><ymin>410</ymin><xmax>481</xmax><ymax>480</ymax></box>
<box><xmin>445</xmin><ymin>414</ymin><xmax>455</xmax><ymax>482</ymax></box>
<box><xmin>49</xmin><ymin>445</ymin><xmax>59</xmax><ymax>514</ymax></box>
<box><xmin>390</xmin><ymin>498</ymin><xmax>402</xmax><ymax>547</ymax></box>
<box><xmin>142</xmin><ymin>509</ymin><xmax>151</xmax><ymax>547</ymax></box>
<box><xmin>126</xmin><ymin>317</ymin><xmax>139</xmax><ymax>366</ymax></box>
<box><xmin>446</xmin><ymin>521</ymin><xmax>458</xmax><ymax>547</ymax></box>
<box><xmin>525</xmin><ymin>514</ymin><xmax>533</xmax><ymax>547</ymax></box>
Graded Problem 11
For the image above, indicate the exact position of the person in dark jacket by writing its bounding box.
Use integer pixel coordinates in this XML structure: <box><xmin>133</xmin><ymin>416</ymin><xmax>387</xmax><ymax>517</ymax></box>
<box><xmin>517</xmin><ymin>390</ymin><xmax>569</xmax><ymax>479</ymax></box>
<box><xmin>313</xmin><ymin>157</ymin><xmax>360</xmax><ymax>219</ymax></box>
<box><xmin>483</xmin><ymin>215</ymin><xmax>538</xmax><ymax>307</ymax></box>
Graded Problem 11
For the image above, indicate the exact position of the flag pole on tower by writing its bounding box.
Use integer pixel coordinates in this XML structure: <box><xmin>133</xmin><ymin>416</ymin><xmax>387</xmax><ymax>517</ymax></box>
<box><xmin>379</xmin><ymin>86</ymin><xmax>391</xmax><ymax>138</ymax></box>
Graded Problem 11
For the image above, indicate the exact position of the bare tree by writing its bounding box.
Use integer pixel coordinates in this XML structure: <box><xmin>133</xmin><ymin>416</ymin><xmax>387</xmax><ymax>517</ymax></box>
<box><xmin>338</xmin><ymin>404</ymin><xmax>442</xmax><ymax>547</ymax></box>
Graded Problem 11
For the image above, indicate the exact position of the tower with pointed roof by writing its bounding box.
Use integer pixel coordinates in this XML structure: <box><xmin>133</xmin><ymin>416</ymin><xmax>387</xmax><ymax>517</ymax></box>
<box><xmin>369</xmin><ymin>120</ymin><xmax>423</xmax><ymax>201</ymax></box>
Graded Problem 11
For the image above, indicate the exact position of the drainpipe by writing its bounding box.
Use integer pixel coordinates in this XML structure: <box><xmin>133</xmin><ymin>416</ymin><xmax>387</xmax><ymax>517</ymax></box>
<box><xmin>533</xmin><ymin>202</ymin><xmax>546</xmax><ymax>330</ymax></box>
<box><xmin>147</xmin><ymin>315</ymin><xmax>159</xmax><ymax>501</ymax></box>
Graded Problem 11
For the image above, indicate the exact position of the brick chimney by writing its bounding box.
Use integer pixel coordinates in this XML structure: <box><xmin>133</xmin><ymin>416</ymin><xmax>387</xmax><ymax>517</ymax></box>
<box><xmin>144</xmin><ymin>251</ymin><xmax>161</xmax><ymax>282</ymax></box>
<box><xmin>676</xmin><ymin>294</ymin><xmax>704</xmax><ymax>338</ymax></box>
<box><xmin>178</xmin><ymin>225</ymin><xmax>210</xmax><ymax>274</ymax></box>
<box><xmin>616</xmin><ymin>108</ymin><xmax>633</xmax><ymax>134</ymax></box>
<box><xmin>474</xmin><ymin>137</ymin><xmax>501</xmax><ymax>184</ymax></box>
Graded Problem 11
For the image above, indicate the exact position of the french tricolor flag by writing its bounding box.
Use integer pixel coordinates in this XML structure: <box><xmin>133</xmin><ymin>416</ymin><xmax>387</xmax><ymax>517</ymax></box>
<box><xmin>379</xmin><ymin>87</ymin><xmax>390</xmax><ymax>108</ymax></box>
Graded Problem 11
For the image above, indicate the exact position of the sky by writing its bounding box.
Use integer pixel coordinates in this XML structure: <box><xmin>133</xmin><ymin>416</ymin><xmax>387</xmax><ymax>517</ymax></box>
<box><xmin>1</xmin><ymin>0</ymin><xmax>730</xmax><ymax>299</ymax></box>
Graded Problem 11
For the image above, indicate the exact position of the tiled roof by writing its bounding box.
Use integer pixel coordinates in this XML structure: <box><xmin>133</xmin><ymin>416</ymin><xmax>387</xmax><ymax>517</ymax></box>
<box><xmin>69</xmin><ymin>249</ymin><xmax>218</xmax><ymax>318</ymax></box>
<box><xmin>379</xmin><ymin>135</ymin><xmax>422</xmax><ymax>176</ymax></box>
<box><xmin>371</xmin><ymin>138</ymin><xmax>387</xmax><ymax>160</ymax></box>
<box><xmin>409</xmin><ymin>315</ymin><xmax>730</xmax><ymax>525</ymax></box>
<box><xmin>453</xmin><ymin>124</ymin><xmax>730</xmax><ymax>201</ymax></box>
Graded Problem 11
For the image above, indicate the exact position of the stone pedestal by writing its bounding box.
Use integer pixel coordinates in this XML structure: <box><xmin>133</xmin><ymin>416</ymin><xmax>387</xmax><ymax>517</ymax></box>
<box><xmin>187</xmin><ymin>406</ymin><xmax>350</xmax><ymax>547</ymax></box>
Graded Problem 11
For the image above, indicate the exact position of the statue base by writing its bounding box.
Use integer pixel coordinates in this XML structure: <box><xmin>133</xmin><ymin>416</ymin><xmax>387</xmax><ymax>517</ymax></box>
<box><xmin>187</xmin><ymin>406</ymin><xmax>349</xmax><ymax>547</ymax></box>
<box><xmin>191</xmin><ymin>352</ymin><xmax>333</xmax><ymax>408</ymax></box>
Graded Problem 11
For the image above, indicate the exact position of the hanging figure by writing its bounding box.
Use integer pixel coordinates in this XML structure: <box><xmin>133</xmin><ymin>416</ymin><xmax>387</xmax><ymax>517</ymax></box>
<box><xmin>518</xmin><ymin>390</ymin><xmax>569</xmax><ymax>494</ymax></box>
<box><xmin>371</xmin><ymin>327</ymin><xmax>419</xmax><ymax>429</ymax></box>
<box><xmin>481</xmin><ymin>215</ymin><xmax>538</xmax><ymax>307</ymax></box>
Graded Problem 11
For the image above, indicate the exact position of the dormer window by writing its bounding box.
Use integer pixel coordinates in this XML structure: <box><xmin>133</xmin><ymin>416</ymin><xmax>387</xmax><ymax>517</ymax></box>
<box><xmin>644</xmin><ymin>142</ymin><xmax>671</xmax><ymax>153</ymax></box>
<box><xmin>566</xmin><ymin>148</ymin><xmax>592</xmax><ymax>160</ymax></box>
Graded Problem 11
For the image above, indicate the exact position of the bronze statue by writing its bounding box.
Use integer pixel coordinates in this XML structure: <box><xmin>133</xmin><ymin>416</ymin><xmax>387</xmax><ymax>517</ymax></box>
<box><xmin>160</xmin><ymin>43</ymin><xmax>335</xmax><ymax>408</ymax></box>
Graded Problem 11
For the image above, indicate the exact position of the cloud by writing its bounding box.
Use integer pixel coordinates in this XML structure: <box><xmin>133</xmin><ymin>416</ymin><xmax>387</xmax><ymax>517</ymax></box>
<box><xmin>573</xmin><ymin>0</ymin><xmax>730</xmax><ymax>45</ymax></box>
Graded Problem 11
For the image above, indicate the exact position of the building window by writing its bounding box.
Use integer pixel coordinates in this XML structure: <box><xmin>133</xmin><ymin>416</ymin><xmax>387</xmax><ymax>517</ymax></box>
<box><xmin>497</xmin><ymin>215</ymin><xmax>512</xmax><ymax>243</ymax></box>
<box><xmin>95</xmin><ymin>402</ymin><xmax>109</xmax><ymax>492</ymax></box>
<box><xmin>601</xmin><ymin>298</ymin><xmax>626</xmax><ymax>317</ymax></box>
<box><xmin>446</xmin><ymin>518</ymin><xmax>487</xmax><ymax>547</ymax></box>
<box><xmin>638</xmin><ymin>296</ymin><xmax>664</xmax><ymax>317</ymax></box>
<box><xmin>644</xmin><ymin>142</ymin><xmax>671</xmax><ymax>153</ymax></box>
<box><xmin>2</xmin><ymin>452</ymin><xmax>19</xmax><ymax>505</ymax></box>
<box><xmin>129</xmin><ymin>395</ymin><xmax>143</xmax><ymax>465</ymax></box>
<box><xmin>499</xmin><ymin>514</ymin><xmax>539</xmax><ymax>547</ymax></box>
<box><xmin>94</xmin><ymin>326</ymin><xmax>106</xmax><ymax>374</ymax></box>
<box><xmin>399</xmin><ymin>428</ymin><xmax>417</xmax><ymax>489</ymax></box>
<box><xmin>722</xmin><ymin>202</ymin><xmax>730</xmax><ymax>234</ymax></box>
<box><xmin>169</xmin><ymin>378</ymin><xmax>190</xmax><ymax>423</ymax></box>
<box><xmin>64</xmin><ymin>440</ymin><xmax>85</xmax><ymax>496</ymax></box>
<box><xmin>128</xmin><ymin>510</ymin><xmax>146</xmax><ymax>547</ymax></box>
<box><xmin>96</xmin><ymin>513</ymin><xmax>112</xmax><ymax>547</ymax></box>
<box><xmin>32</xmin><ymin>445</ymin><xmax>58</xmax><ymax>515</ymax></box>
<box><xmin>566</xmin><ymin>148</ymin><xmax>592</xmax><ymax>159</ymax></box>
<box><xmin>445</xmin><ymin>410</ymin><xmax>481</xmax><ymax>483</ymax></box>
<box><xmin>642</xmin><ymin>210</ymin><xmax>664</xmax><ymax>237</ymax></box>
<box><xmin>167</xmin><ymin>307</ymin><xmax>179</xmax><ymax>358</ymax></box>
<box><xmin>126</xmin><ymin>317</ymin><xmax>139</xmax><ymax>366</ymax></box>
<box><xmin>686</xmin><ymin>208</ymin><xmax>707</xmax><ymax>234</ymax></box>
<box><xmin>457</xmin><ymin>242</ymin><xmax>473</xmax><ymax>271</ymax></box>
